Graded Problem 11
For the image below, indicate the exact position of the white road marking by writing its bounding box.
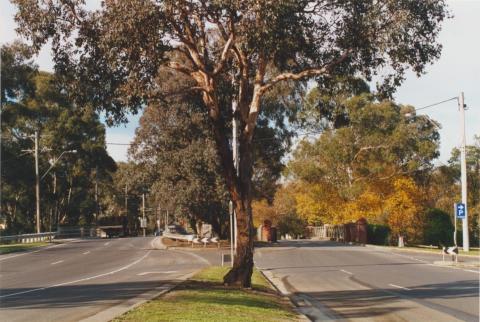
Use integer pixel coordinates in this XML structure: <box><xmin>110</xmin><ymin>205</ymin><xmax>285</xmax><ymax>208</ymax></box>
<box><xmin>51</xmin><ymin>260</ymin><xmax>64</xmax><ymax>265</ymax></box>
<box><xmin>340</xmin><ymin>269</ymin><xmax>353</xmax><ymax>275</ymax></box>
<box><xmin>389</xmin><ymin>283</ymin><xmax>411</xmax><ymax>291</ymax></box>
<box><xmin>104</xmin><ymin>242</ymin><xmax>110</xmax><ymax>246</ymax></box>
<box><xmin>0</xmin><ymin>250</ymin><xmax>152</xmax><ymax>299</ymax></box>
<box><xmin>380</xmin><ymin>249</ymin><xmax>480</xmax><ymax>273</ymax></box>
<box><xmin>137</xmin><ymin>271</ymin><xmax>178</xmax><ymax>276</ymax></box>
<box><xmin>83</xmin><ymin>251</ymin><xmax>90</xmax><ymax>255</ymax></box>
<box><xmin>170</xmin><ymin>249</ymin><xmax>210</xmax><ymax>265</ymax></box>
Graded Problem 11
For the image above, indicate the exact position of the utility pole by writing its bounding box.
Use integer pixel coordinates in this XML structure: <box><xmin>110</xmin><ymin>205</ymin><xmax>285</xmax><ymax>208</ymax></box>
<box><xmin>165</xmin><ymin>209</ymin><xmax>169</xmax><ymax>231</ymax></box>
<box><xmin>34</xmin><ymin>130</ymin><xmax>41</xmax><ymax>234</ymax></box>
<box><xmin>22</xmin><ymin>139</ymin><xmax>75</xmax><ymax>234</ymax></box>
<box><xmin>142</xmin><ymin>192</ymin><xmax>146</xmax><ymax>237</ymax></box>
<box><xmin>53</xmin><ymin>171</ymin><xmax>60</xmax><ymax>232</ymax></box>
<box><xmin>95</xmin><ymin>167</ymin><xmax>99</xmax><ymax>225</ymax></box>
<box><xmin>229</xmin><ymin>201</ymin><xmax>234</xmax><ymax>267</ymax></box>
<box><xmin>125</xmin><ymin>183</ymin><xmax>128</xmax><ymax>219</ymax></box>
<box><xmin>232</xmin><ymin>80</ymin><xmax>239</xmax><ymax>254</ymax></box>
<box><xmin>459</xmin><ymin>92</ymin><xmax>469</xmax><ymax>251</ymax></box>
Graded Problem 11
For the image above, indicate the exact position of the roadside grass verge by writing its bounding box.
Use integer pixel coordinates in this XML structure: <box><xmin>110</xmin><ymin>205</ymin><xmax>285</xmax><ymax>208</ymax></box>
<box><xmin>0</xmin><ymin>242</ymin><xmax>50</xmax><ymax>254</ymax></box>
<box><xmin>113</xmin><ymin>266</ymin><xmax>300</xmax><ymax>322</ymax></box>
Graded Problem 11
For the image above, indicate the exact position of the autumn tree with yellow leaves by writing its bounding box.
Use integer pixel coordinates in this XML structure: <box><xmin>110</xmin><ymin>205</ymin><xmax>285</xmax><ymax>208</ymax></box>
<box><xmin>287</xmin><ymin>94</ymin><xmax>440</xmax><ymax>230</ymax></box>
<box><xmin>385</xmin><ymin>177</ymin><xmax>425</xmax><ymax>244</ymax></box>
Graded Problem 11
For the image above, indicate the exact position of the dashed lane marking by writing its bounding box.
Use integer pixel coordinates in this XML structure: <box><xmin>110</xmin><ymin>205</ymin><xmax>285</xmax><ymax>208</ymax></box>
<box><xmin>389</xmin><ymin>283</ymin><xmax>411</xmax><ymax>291</ymax></box>
<box><xmin>340</xmin><ymin>269</ymin><xmax>353</xmax><ymax>275</ymax></box>
<box><xmin>137</xmin><ymin>271</ymin><xmax>178</xmax><ymax>276</ymax></box>
<box><xmin>83</xmin><ymin>251</ymin><xmax>90</xmax><ymax>255</ymax></box>
<box><xmin>51</xmin><ymin>260</ymin><xmax>64</xmax><ymax>265</ymax></box>
<box><xmin>0</xmin><ymin>250</ymin><xmax>152</xmax><ymax>299</ymax></box>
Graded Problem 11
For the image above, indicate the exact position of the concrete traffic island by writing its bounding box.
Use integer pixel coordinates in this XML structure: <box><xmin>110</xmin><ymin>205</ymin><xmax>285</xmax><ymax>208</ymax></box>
<box><xmin>433</xmin><ymin>260</ymin><xmax>480</xmax><ymax>268</ymax></box>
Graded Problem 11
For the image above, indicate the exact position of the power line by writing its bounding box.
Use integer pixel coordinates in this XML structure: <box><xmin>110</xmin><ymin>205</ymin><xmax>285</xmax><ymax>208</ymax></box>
<box><xmin>106</xmin><ymin>142</ymin><xmax>132</xmax><ymax>146</ymax></box>
<box><xmin>415</xmin><ymin>96</ymin><xmax>458</xmax><ymax>111</ymax></box>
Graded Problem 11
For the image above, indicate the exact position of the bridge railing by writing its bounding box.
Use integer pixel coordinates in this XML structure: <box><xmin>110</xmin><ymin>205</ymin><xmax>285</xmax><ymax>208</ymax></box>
<box><xmin>0</xmin><ymin>232</ymin><xmax>57</xmax><ymax>244</ymax></box>
<box><xmin>308</xmin><ymin>225</ymin><xmax>345</xmax><ymax>241</ymax></box>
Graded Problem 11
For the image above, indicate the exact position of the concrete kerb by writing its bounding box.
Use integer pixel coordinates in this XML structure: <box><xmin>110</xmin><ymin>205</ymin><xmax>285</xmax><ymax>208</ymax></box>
<box><xmin>258</xmin><ymin>269</ymin><xmax>333</xmax><ymax>322</ymax></box>
<box><xmin>432</xmin><ymin>261</ymin><xmax>480</xmax><ymax>268</ymax></box>
<box><xmin>257</xmin><ymin>269</ymin><xmax>311</xmax><ymax>321</ymax></box>
<box><xmin>79</xmin><ymin>269</ymin><xmax>202</xmax><ymax>322</ymax></box>
<box><xmin>150</xmin><ymin>236</ymin><xmax>168</xmax><ymax>250</ymax></box>
<box><xmin>365</xmin><ymin>244</ymin><xmax>480</xmax><ymax>258</ymax></box>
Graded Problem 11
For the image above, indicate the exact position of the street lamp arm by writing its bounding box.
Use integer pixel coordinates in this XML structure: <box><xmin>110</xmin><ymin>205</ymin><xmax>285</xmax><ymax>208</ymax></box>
<box><xmin>40</xmin><ymin>150</ymin><xmax>77</xmax><ymax>180</ymax></box>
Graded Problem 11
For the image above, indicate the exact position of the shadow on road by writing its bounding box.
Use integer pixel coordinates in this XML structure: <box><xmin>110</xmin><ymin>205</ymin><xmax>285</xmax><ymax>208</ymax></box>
<box><xmin>298</xmin><ymin>279</ymin><xmax>479</xmax><ymax>321</ymax></box>
<box><xmin>256</xmin><ymin>239</ymin><xmax>350</xmax><ymax>248</ymax></box>
<box><xmin>261</xmin><ymin>262</ymin><xmax>434</xmax><ymax>271</ymax></box>
<box><xmin>0</xmin><ymin>280</ymin><xmax>175</xmax><ymax>310</ymax></box>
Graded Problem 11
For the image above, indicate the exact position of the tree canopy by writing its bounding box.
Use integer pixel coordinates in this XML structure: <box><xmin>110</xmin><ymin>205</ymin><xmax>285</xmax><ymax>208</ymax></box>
<box><xmin>1</xmin><ymin>43</ymin><xmax>116</xmax><ymax>233</ymax></box>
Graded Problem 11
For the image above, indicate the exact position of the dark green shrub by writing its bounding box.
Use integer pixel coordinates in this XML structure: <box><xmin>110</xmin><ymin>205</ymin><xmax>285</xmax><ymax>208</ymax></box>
<box><xmin>423</xmin><ymin>208</ymin><xmax>454</xmax><ymax>247</ymax></box>
<box><xmin>367</xmin><ymin>224</ymin><xmax>390</xmax><ymax>245</ymax></box>
<box><xmin>278</xmin><ymin>214</ymin><xmax>307</xmax><ymax>238</ymax></box>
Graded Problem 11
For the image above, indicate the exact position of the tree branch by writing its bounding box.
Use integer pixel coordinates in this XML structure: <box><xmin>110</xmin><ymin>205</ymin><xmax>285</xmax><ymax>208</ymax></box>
<box><xmin>260</xmin><ymin>49</ymin><xmax>352</xmax><ymax>94</ymax></box>
<box><xmin>353</xmin><ymin>144</ymin><xmax>389</xmax><ymax>161</ymax></box>
<box><xmin>213</xmin><ymin>32</ymin><xmax>234</xmax><ymax>75</ymax></box>
<box><xmin>167</xmin><ymin>61</ymin><xmax>195</xmax><ymax>75</ymax></box>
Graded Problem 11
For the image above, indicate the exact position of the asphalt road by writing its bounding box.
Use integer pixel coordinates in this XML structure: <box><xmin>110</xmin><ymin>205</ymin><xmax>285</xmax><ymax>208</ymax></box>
<box><xmin>0</xmin><ymin>237</ymin><xmax>215</xmax><ymax>322</ymax></box>
<box><xmin>255</xmin><ymin>240</ymin><xmax>480</xmax><ymax>322</ymax></box>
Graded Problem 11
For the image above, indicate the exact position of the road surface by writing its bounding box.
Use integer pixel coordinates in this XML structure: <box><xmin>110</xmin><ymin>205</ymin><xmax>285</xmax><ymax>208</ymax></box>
<box><xmin>0</xmin><ymin>237</ymin><xmax>215</xmax><ymax>322</ymax></box>
<box><xmin>255</xmin><ymin>240</ymin><xmax>479</xmax><ymax>322</ymax></box>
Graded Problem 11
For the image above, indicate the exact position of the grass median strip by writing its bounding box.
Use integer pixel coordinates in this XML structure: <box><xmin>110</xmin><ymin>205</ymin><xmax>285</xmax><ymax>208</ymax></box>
<box><xmin>0</xmin><ymin>242</ymin><xmax>50</xmax><ymax>254</ymax></box>
<box><xmin>113</xmin><ymin>266</ymin><xmax>300</xmax><ymax>322</ymax></box>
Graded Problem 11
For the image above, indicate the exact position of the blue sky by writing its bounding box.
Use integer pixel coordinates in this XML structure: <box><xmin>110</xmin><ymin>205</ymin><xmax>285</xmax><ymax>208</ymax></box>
<box><xmin>2</xmin><ymin>0</ymin><xmax>479</xmax><ymax>163</ymax></box>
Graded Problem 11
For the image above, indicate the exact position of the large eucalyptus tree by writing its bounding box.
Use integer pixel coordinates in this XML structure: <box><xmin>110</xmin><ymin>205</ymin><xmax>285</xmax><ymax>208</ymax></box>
<box><xmin>12</xmin><ymin>0</ymin><xmax>448</xmax><ymax>286</ymax></box>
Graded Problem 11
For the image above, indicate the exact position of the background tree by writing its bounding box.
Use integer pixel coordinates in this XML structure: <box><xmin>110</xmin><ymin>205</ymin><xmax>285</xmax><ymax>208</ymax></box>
<box><xmin>13</xmin><ymin>0</ymin><xmax>448</xmax><ymax>286</ymax></box>
<box><xmin>385</xmin><ymin>177</ymin><xmax>425</xmax><ymax>244</ymax></box>
<box><xmin>1</xmin><ymin>42</ymin><xmax>38</xmax><ymax>232</ymax></box>
<box><xmin>129</xmin><ymin>92</ymin><xmax>230</xmax><ymax>237</ymax></box>
<box><xmin>1</xmin><ymin>43</ymin><xmax>115</xmax><ymax>233</ymax></box>
<box><xmin>287</xmin><ymin>95</ymin><xmax>440</xmax><ymax>226</ymax></box>
<box><xmin>425</xmin><ymin>136</ymin><xmax>480</xmax><ymax>246</ymax></box>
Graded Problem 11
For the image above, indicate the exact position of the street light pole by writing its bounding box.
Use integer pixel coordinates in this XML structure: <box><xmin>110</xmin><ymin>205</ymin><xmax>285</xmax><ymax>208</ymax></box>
<box><xmin>459</xmin><ymin>92</ymin><xmax>469</xmax><ymax>251</ymax></box>
<box><xmin>229</xmin><ymin>201</ymin><xmax>234</xmax><ymax>267</ymax></box>
<box><xmin>142</xmin><ymin>192</ymin><xmax>146</xmax><ymax>237</ymax></box>
<box><xmin>22</xmin><ymin>135</ymin><xmax>76</xmax><ymax>234</ymax></box>
<box><xmin>232</xmin><ymin>79</ymin><xmax>239</xmax><ymax>254</ymax></box>
<box><xmin>34</xmin><ymin>130</ymin><xmax>41</xmax><ymax>234</ymax></box>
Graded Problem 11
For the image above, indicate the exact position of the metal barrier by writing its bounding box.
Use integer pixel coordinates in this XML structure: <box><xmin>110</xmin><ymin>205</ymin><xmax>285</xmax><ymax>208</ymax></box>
<box><xmin>163</xmin><ymin>232</ymin><xmax>195</xmax><ymax>242</ymax></box>
<box><xmin>0</xmin><ymin>232</ymin><xmax>57</xmax><ymax>244</ymax></box>
<box><xmin>309</xmin><ymin>225</ymin><xmax>344</xmax><ymax>241</ymax></box>
<box><xmin>56</xmin><ymin>226</ymin><xmax>99</xmax><ymax>238</ymax></box>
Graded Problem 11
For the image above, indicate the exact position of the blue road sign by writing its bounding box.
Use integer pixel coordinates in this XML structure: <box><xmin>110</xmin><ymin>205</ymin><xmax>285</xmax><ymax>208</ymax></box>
<box><xmin>455</xmin><ymin>203</ymin><xmax>466</xmax><ymax>219</ymax></box>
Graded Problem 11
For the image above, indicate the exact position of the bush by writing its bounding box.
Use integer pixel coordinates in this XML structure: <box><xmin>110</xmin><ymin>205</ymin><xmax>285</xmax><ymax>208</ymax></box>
<box><xmin>367</xmin><ymin>224</ymin><xmax>390</xmax><ymax>245</ymax></box>
<box><xmin>423</xmin><ymin>208</ymin><xmax>454</xmax><ymax>247</ymax></box>
<box><xmin>277</xmin><ymin>214</ymin><xmax>307</xmax><ymax>238</ymax></box>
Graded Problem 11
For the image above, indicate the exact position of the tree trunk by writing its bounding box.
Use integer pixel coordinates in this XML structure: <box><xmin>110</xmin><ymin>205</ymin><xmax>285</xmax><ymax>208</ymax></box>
<box><xmin>206</xmin><ymin>107</ymin><xmax>254</xmax><ymax>287</ymax></box>
<box><xmin>223</xmin><ymin>130</ymin><xmax>255</xmax><ymax>287</ymax></box>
